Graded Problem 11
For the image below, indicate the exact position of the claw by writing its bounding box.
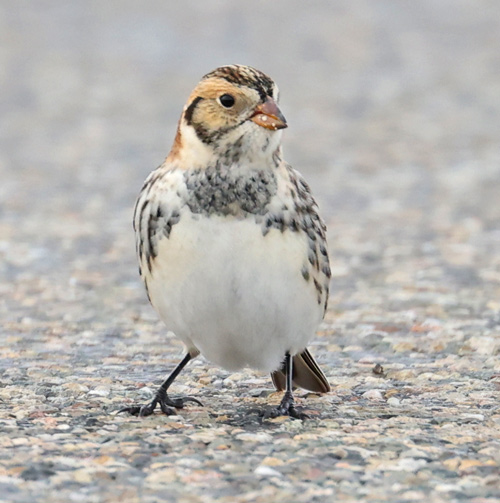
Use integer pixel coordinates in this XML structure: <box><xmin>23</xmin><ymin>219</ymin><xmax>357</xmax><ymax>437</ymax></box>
<box><xmin>168</xmin><ymin>396</ymin><xmax>204</xmax><ymax>409</ymax></box>
<box><xmin>117</xmin><ymin>406</ymin><xmax>142</xmax><ymax>416</ymax></box>
<box><xmin>157</xmin><ymin>401</ymin><xmax>177</xmax><ymax>416</ymax></box>
<box><xmin>181</xmin><ymin>396</ymin><xmax>204</xmax><ymax>407</ymax></box>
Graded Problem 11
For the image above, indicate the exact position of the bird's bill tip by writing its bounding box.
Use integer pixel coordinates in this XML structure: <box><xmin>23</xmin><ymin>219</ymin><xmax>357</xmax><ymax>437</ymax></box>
<box><xmin>250</xmin><ymin>98</ymin><xmax>287</xmax><ymax>131</ymax></box>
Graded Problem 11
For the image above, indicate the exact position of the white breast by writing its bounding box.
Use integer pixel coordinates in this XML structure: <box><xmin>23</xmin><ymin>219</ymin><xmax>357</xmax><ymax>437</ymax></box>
<box><xmin>144</xmin><ymin>213</ymin><xmax>323</xmax><ymax>372</ymax></box>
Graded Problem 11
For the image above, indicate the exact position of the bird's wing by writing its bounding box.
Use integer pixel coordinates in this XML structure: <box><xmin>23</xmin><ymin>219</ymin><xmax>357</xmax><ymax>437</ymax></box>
<box><xmin>133</xmin><ymin>165</ymin><xmax>184</xmax><ymax>277</ymax></box>
<box><xmin>283</xmin><ymin>163</ymin><xmax>331</xmax><ymax>315</ymax></box>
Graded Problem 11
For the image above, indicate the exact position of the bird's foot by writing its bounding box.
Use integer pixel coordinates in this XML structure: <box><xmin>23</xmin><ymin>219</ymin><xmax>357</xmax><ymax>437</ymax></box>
<box><xmin>118</xmin><ymin>388</ymin><xmax>203</xmax><ymax>417</ymax></box>
<box><xmin>260</xmin><ymin>391</ymin><xmax>309</xmax><ymax>421</ymax></box>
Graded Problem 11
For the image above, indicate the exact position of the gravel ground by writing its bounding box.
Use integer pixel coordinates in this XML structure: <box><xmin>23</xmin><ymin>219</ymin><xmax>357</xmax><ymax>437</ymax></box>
<box><xmin>2</xmin><ymin>1</ymin><xmax>500</xmax><ymax>502</ymax></box>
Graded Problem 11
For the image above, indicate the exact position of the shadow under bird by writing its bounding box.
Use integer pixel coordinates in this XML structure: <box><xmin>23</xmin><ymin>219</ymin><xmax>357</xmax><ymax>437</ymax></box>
<box><xmin>120</xmin><ymin>65</ymin><xmax>331</xmax><ymax>420</ymax></box>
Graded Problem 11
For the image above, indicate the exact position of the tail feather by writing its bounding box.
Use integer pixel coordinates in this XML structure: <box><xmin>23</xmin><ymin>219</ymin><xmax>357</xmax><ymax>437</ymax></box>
<box><xmin>271</xmin><ymin>348</ymin><xmax>330</xmax><ymax>393</ymax></box>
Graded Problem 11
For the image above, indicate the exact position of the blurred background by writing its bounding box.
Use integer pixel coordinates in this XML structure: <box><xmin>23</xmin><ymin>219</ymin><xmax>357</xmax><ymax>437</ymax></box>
<box><xmin>1</xmin><ymin>0</ymin><xmax>500</xmax><ymax>329</ymax></box>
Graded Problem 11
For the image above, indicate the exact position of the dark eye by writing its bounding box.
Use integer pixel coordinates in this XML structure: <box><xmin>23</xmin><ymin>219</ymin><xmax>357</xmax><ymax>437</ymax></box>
<box><xmin>219</xmin><ymin>94</ymin><xmax>235</xmax><ymax>108</ymax></box>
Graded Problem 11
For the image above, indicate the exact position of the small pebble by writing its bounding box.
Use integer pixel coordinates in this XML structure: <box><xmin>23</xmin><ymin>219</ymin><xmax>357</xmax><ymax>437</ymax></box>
<box><xmin>254</xmin><ymin>465</ymin><xmax>282</xmax><ymax>478</ymax></box>
<box><xmin>362</xmin><ymin>389</ymin><xmax>384</xmax><ymax>401</ymax></box>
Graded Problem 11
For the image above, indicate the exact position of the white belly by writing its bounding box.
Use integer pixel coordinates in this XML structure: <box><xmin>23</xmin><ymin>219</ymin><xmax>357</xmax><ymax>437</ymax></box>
<box><xmin>145</xmin><ymin>214</ymin><xmax>323</xmax><ymax>372</ymax></box>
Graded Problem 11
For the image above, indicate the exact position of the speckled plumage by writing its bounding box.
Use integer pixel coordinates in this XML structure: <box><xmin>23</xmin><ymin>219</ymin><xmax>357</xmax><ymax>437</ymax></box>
<box><xmin>128</xmin><ymin>65</ymin><xmax>330</xmax><ymax>418</ymax></box>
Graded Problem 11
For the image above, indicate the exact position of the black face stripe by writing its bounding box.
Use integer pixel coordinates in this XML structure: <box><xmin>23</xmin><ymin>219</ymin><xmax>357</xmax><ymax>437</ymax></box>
<box><xmin>202</xmin><ymin>65</ymin><xmax>275</xmax><ymax>101</ymax></box>
<box><xmin>194</xmin><ymin>116</ymin><xmax>248</xmax><ymax>145</ymax></box>
<box><xmin>184</xmin><ymin>96</ymin><xmax>203</xmax><ymax>125</ymax></box>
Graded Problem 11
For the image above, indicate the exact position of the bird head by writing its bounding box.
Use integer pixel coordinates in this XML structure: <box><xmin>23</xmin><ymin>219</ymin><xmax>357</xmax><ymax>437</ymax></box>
<box><xmin>169</xmin><ymin>65</ymin><xmax>287</xmax><ymax>167</ymax></box>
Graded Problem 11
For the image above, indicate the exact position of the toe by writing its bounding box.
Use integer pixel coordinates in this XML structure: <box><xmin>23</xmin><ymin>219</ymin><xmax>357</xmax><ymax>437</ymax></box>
<box><xmin>259</xmin><ymin>405</ymin><xmax>308</xmax><ymax>421</ymax></box>
<box><xmin>165</xmin><ymin>395</ymin><xmax>203</xmax><ymax>409</ymax></box>
<box><xmin>138</xmin><ymin>404</ymin><xmax>156</xmax><ymax>417</ymax></box>
<box><xmin>117</xmin><ymin>406</ymin><xmax>141</xmax><ymax>416</ymax></box>
<box><xmin>288</xmin><ymin>406</ymin><xmax>308</xmax><ymax>420</ymax></box>
<box><xmin>158</xmin><ymin>402</ymin><xmax>177</xmax><ymax>415</ymax></box>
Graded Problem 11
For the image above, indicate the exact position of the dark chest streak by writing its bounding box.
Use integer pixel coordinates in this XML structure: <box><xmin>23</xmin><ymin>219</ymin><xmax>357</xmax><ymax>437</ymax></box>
<box><xmin>184</xmin><ymin>164</ymin><xmax>277</xmax><ymax>216</ymax></box>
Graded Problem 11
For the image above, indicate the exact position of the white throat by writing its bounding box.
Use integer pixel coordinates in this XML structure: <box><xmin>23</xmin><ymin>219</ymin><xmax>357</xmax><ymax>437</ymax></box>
<box><xmin>178</xmin><ymin>120</ymin><xmax>283</xmax><ymax>169</ymax></box>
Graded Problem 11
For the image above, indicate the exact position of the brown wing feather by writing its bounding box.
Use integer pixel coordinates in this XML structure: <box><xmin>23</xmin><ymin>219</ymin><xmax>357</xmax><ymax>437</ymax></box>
<box><xmin>271</xmin><ymin>348</ymin><xmax>330</xmax><ymax>393</ymax></box>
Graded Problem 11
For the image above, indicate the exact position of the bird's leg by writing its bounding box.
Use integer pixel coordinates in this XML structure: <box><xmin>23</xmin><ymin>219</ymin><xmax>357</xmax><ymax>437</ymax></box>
<box><xmin>118</xmin><ymin>353</ymin><xmax>203</xmax><ymax>417</ymax></box>
<box><xmin>263</xmin><ymin>352</ymin><xmax>307</xmax><ymax>420</ymax></box>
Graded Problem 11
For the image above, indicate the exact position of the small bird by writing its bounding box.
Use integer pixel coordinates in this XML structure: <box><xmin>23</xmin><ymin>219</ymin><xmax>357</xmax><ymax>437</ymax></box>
<box><xmin>121</xmin><ymin>65</ymin><xmax>331</xmax><ymax>419</ymax></box>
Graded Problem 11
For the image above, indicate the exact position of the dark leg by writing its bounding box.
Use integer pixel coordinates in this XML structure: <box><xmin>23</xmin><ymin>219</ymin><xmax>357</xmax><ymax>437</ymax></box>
<box><xmin>118</xmin><ymin>353</ymin><xmax>202</xmax><ymax>417</ymax></box>
<box><xmin>264</xmin><ymin>353</ymin><xmax>307</xmax><ymax>420</ymax></box>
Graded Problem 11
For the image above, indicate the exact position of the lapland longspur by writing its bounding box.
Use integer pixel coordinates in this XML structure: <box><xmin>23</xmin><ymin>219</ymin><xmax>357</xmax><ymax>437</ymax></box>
<box><xmin>121</xmin><ymin>65</ymin><xmax>331</xmax><ymax>419</ymax></box>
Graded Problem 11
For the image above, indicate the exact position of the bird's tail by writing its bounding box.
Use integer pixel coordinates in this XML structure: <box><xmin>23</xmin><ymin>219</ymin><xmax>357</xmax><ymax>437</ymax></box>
<box><xmin>271</xmin><ymin>348</ymin><xmax>330</xmax><ymax>393</ymax></box>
